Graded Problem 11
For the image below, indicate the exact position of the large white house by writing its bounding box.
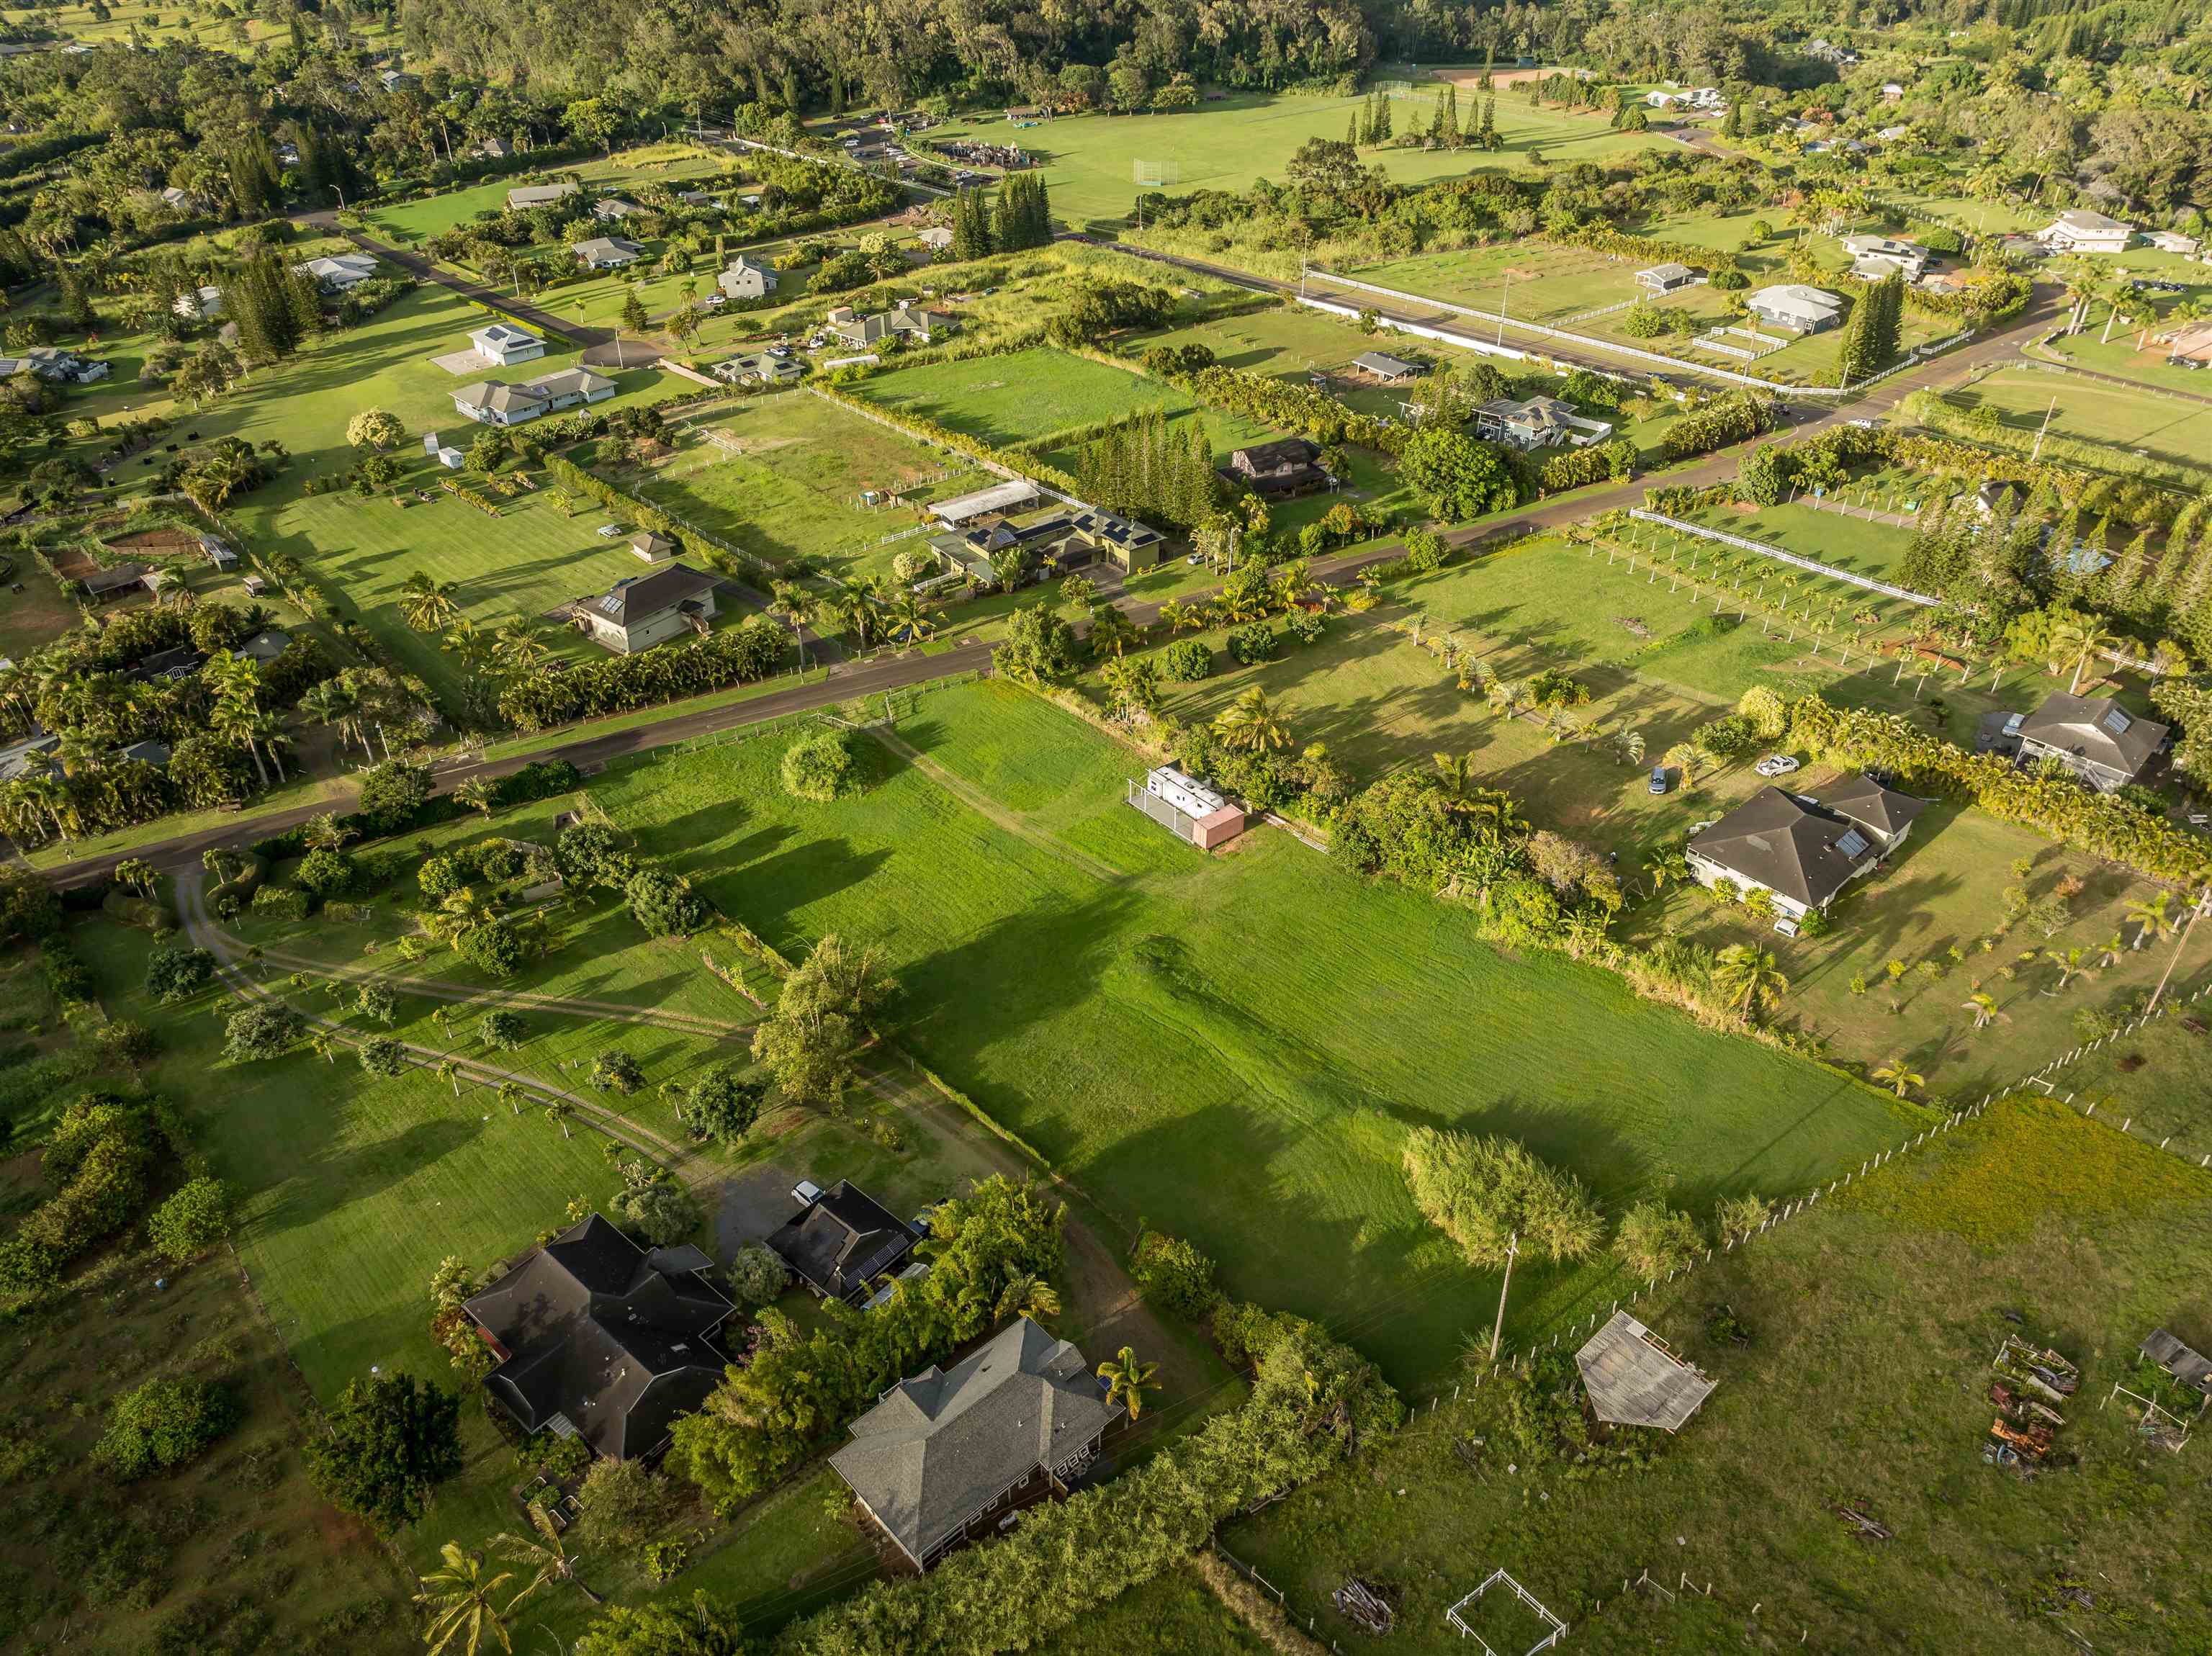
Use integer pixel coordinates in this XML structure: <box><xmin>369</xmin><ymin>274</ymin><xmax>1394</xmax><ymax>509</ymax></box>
<box><xmin>716</xmin><ymin>255</ymin><xmax>779</xmax><ymax>300</ymax></box>
<box><xmin>451</xmin><ymin>365</ymin><xmax>614</xmax><ymax>426</ymax></box>
<box><xmin>1745</xmin><ymin>283</ymin><xmax>1844</xmax><ymax>333</ymax></box>
<box><xmin>505</xmin><ymin>181</ymin><xmax>580</xmax><ymax>211</ymax></box>
<box><xmin>469</xmin><ymin>323</ymin><xmax>547</xmax><ymax>366</ymax></box>
<box><xmin>571</xmin><ymin>564</ymin><xmax>720</xmax><ymax>654</ymax></box>
<box><xmin>294</xmin><ymin>252</ymin><xmax>380</xmax><ymax>291</ymax></box>
<box><xmin>1473</xmin><ymin>395</ymin><xmax>1615</xmax><ymax>451</ymax></box>
<box><xmin>1840</xmin><ymin>235</ymin><xmax>1928</xmax><ymax>282</ymax></box>
<box><xmin>2039</xmin><ymin>209</ymin><xmax>2134</xmax><ymax>254</ymax></box>
<box><xmin>1687</xmin><ymin>778</ymin><xmax>1925</xmax><ymax>922</ymax></box>
<box><xmin>571</xmin><ymin>236</ymin><xmax>642</xmax><ymax>270</ymax></box>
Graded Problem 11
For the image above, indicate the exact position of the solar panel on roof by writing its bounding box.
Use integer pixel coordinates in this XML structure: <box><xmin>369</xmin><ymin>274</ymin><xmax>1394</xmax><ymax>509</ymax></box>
<box><xmin>1835</xmin><ymin>828</ymin><xmax>1868</xmax><ymax>858</ymax></box>
<box><xmin>2103</xmin><ymin>707</ymin><xmax>2132</xmax><ymax>734</ymax></box>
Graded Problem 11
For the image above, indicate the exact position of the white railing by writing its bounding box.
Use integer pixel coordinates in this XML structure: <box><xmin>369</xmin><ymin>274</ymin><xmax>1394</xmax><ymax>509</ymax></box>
<box><xmin>1301</xmin><ymin>266</ymin><xmax>1974</xmax><ymax>396</ymax></box>
<box><xmin>1627</xmin><ymin>510</ymin><xmax>1939</xmax><ymax>606</ymax></box>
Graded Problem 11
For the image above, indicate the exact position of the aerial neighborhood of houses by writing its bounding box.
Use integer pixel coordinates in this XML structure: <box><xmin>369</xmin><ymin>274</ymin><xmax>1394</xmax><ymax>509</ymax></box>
<box><xmin>6</xmin><ymin>17</ymin><xmax>2212</xmax><ymax>1655</ymax></box>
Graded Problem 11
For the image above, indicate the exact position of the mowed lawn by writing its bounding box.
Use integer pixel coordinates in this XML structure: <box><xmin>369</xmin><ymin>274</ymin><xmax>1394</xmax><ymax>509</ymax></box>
<box><xmin>68</xmin><ymin>920</ymin><xmax>629</xmax><ymax>1398</ymax></box>
<box><xmin>855</xmin><ymin>344</ymin><xmax>1277</xmax><ymax>452</ymax></box>
<box><xmin>623</xmin><ymin>392</ymin><xmax>994</xmax><ymax>581</ymax></box>
<box><xmin>593</xmin><ymin>677</ymin><xmax>1918</xmax><ymax>1386</ymax></box>
<box><xmin>361</xmin><ymin>146</ymin><xmax>729</xmax><ymax>246</ymax></box>
<box><xmin>923</xmin><ymin>91</ymin><xmax>1665</xmax><ymax>230</ymax></box>
<box><xmin>1947</xmin><ymin>367</ymin><xmax>2212</xmax><ymax>487</ymax></box>
<box><xmin>1346</xmin><ymin>240</ymin><xmax>1649</xmax><ymax>323</ymax></box>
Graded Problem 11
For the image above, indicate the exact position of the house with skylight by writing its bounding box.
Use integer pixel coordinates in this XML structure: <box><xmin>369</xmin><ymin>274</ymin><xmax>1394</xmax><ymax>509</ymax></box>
<box><xmin>2014</xmin><ymin>693</ymin><xmax>2168</xmax><ymax>793</ymax></box>
<box><xmin>1686</xmin><ymin>776</ymin><xmax>1926</xmax><ymax>923</ymax></box>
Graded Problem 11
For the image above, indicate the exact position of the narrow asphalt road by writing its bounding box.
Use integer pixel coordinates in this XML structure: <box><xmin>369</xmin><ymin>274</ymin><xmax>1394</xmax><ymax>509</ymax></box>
<box><xmin>35</xmin><ymin>285</ymin><xmax>2057</xmax><ymax>889</ymax></box>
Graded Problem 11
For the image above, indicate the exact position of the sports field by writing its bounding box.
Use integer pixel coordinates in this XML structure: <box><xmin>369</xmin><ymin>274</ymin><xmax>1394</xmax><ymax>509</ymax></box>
<box><xmin>593</xmin><ymin>676</ymin><xmax>1917</xmax><ymax>1386</ymax></box>
<box><xmin>925</xmin><ymin>91</ymin><xmax>1665</xmax><ymax>230</ymax></box>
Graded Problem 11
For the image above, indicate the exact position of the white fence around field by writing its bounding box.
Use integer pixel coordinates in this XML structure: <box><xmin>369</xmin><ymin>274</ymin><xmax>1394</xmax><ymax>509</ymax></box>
<box><xmin>1300</xmin><ymin>266</ymin><xmax>1974</xmax><ymax>396</ymax></box>
<box><xmin>1625</xmin><ymin>509</ymin><xmax>1941</xmax><ymax>606</ymax></box>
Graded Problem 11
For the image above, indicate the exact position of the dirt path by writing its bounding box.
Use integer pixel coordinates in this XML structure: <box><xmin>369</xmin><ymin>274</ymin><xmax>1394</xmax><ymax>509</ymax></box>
<box><xmin>864</xmin><ymin>726</ymin><xmax>1129</xmax><ymax>886</ymax></box>
<box><xmin>232</xmin><ymin>936</ymin><xmax>754</xmax><ymax>1041</ymax></box>
<box><xmin>181</xmin><ymin>875</ymin><xmax>719</xmax><ymax>1187</ymax></box>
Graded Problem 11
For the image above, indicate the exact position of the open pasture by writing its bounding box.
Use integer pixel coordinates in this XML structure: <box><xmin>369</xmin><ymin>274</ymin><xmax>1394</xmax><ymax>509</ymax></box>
<box><xmin>592</xmin><ymin>676</ymin><xmax>1917</xmax><ymax>1387</ymax></box>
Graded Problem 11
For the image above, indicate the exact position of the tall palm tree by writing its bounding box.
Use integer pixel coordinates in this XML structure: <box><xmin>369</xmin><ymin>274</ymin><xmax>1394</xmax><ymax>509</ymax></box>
<box><xmin>2043</xmin><ymin>946</ymin><xmax>2086</xmax><ymax>991</ymax></box>
<box><xmin>400</xmin><ymin>572</ymin><xmax>463</xmax><ymax>633</ymax></box>
<box><xmin>2053</xmin><ymin>620</ymin><xmax>2116</xmax><ymax>695</ymax></box>
<box><xmin>1643</xmin><ymin>846</ymin><xmax>1689</xmax><ymax>898</ymax></box>
<box><xmin>770</xmin><ymin>581</ymin><xmax>817</xmax><ymax>666</ymax></box>
<box><xmin>542</xmin><ymin>1097</ymin><xmax>576</xmax><ymax>1139</ymax></box>
<box><xmin>493</xmin><ymin>1505</ymin><xmax>601</xmax><ymax>1606</ymax></box>
<box><xmin>1871</xmin><ymin>1056</ymin><xmax>1924</xmax><ymax>1098</ymax></box>
<box><xmin>414</xmin><ymin>1542</ymin><xmax>525</xmax><ymax>1656</ymax></box>
<box><xmin>1212</xmin><ymin>688</ymin><xmax>1291</xmax><ymax>754</ymax></box>
<box><xmin>1961</xmin><ymin>990</ymin><xmax>2000</xmax><ymax>1030</ymax></box>
<box><xmin>1485</xmin><ymin>678</ymin><xmax>1527</xmax><ymax>721</ymax></box>
<box><xmin>490</xmin><ymin>616</ymin><xmax>554</xmax><ymax>676</ymax></box>
<box><xmin>498</xmin><ymin>1081</ymin><xmax>526</xmax><ymax>1115</ymax></box>
<box><xmin>1087</xmin><ymin>604</ymin><xmax>1138</xmax><ymax>658</ymax></box>
<box><xmin>2126</xmin><ymin>891</ymin><xmax>2175</xmax><ymax>950</ymax></box>
<box><xmin>1097</xmin><ymin>1346</ymin><xmax>1158</xmax><ymax>1421</ymax></box>
<box><xmin>888</xmin><ymin>591</ymin><xmax>936</xmax><ymax>646</ymax></box>
<box><xmin>2094</xmin><ymin>932</ymin><xmax>2126</xmax><ymax>971</ymax></box>
<box><xmin>1712</xmin><ymin>943</ymin><xmax>1787</xmax><ymax>1021</ymax></box>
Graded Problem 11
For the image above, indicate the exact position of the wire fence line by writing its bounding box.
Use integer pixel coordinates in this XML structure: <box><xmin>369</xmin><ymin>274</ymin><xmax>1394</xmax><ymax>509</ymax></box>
<box><xmin>1625</xmin><ymin>509</ymin><xmax>1939</xmax><ymax>606</ymax></box>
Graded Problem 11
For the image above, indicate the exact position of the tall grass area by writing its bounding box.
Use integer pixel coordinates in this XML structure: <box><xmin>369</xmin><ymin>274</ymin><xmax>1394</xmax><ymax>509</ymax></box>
<box><xmin>1220</xmin><ymin>1096</ymin><xmax>2212</xmax><ymax>1652</ymax></box>
<box><xmin>591</xmin><ymin>677</ymin><xmax>1918</xmax><ymax>1387</ymax></box>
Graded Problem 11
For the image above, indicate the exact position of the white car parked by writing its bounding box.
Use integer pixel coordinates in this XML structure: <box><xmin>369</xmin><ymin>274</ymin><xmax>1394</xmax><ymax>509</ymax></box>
<box><xmin>1753</xmin><ymin>754</ymin><xmax>1802</xmax><ymax>778</ymax></box>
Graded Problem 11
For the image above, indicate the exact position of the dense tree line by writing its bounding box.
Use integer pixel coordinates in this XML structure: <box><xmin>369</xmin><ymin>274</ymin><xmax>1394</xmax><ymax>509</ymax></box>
<box><xmin>1077</xmin><ymin>405</ymin><xmax>1218</xmax><ymax>530</ymax></box>
<box><xmin>496</xmin><ymin>617</ymin><xmax>787</xmax><ymax>730</ymax></box>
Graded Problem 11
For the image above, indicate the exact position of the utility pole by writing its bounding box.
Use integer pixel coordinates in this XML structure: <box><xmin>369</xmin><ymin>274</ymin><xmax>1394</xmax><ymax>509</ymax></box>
<box><xmin>2146</xmin><ymin>889</ymin><xmax>2210</xmax><ymax>1013</ymax></box>
<box><xmin>1497</xmin><ymin>270</ymin><xmax>1512</xmax><ymax>345</ymax></box>
<box><xmin>2029</xmin><ymin>395</ymin><xmax>2058</xmax><ymax>463</ymax></box>
<box><xmin>1488</xmin><ymin>1233</ymin><xmax>1520</xmax><ymax>1361</ymax></box>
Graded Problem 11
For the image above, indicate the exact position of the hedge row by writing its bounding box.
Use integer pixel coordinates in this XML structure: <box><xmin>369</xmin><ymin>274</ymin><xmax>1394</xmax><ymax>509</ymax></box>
<box><xmin>498</xmin><ymin>620</ymin><xmax>788</xmax><ymax>732</ymax></box>
<box><xmin>248</xmin><ymin>758</ymin><xmax>581</xmax><ymax>860</ymax></box>
<box><xmin>810</xmin><ymin>379</ymin><xmax>1088</xmax><ymax>498</ymax></box>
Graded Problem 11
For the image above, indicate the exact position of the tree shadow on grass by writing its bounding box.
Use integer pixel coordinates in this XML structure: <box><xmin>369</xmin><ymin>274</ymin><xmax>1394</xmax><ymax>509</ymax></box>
<box><xmin>251</xmin><ymin>1115</ymin><xmax>480</xmax><ymax>1249</ymax></box>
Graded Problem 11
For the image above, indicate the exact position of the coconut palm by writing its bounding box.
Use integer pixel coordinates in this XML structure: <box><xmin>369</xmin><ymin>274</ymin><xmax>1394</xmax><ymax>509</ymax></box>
<box><xmin>302</xmin><ymin>809</ymin><xmax>358</xmax><ymax>853</ymax></box>
<box><xmin>1643</xmin><ymin>846</ymin><xmax>1689</xmax><ymax>897</ymax></box>
<box><xmin>498</xmin><ymin>1081</ymin><xmax>526</xmax><ymax>1115</ymax></box>
<box><xmin>1159</xmin><ymin>599</ymin><xmax>1204</xmax><ymax>634</ymax></box>
<box><xmin>400</xmin><ymin>572</ymin><xmax>463</xmax><ymax>633</ymax></box>
<box><xmin>299</xmin><ymin>678</ymin><xmax>365</xmax><ymax>760</ymax></box>
<box><xmin>454</xmin><ymin>778</ymin><xmax>498</xmax><ymax>819</ymax></box>
<box><xmin>2126</xmin><ymin>891</ymin><xmax>2175</xmax><ymax>950</ymax></box>
<box><xmin>1961</xmin><ymin>990</ymin><xmax>2000</xmax><ymax>1030</ymax></box>
<box><xmin>1087</xmin><ymin>603</ymin><xmax>1139</xmax><ymax>658</ymax></box>
<box><xmin>542</xmin><ymin>1098</ymin><xmax>576</xmax><ymax>1139</ymax></box>
<box><xmin>1871</xmin><ymin>1056</ymin><xmax>1924</xmax><ymax>1098</ymax></box>
<box><xmin>2043</xmin><ymin>946</ymin><xmax>2087</xmax><ymax>991</ymax></box>
<box><xmin>1432</xmin><ymin>751</ymin><xmax>1471</xmax><ymax>797</ymax></box>
<box><xmin>1614</xmin><ymin>728</ymin><xmax>1646</xmax><ymax>767</ymax></box>
<box><xmin>994</xmin><ymin>1269</ymin><xmax>1061</xmax><ymax>1323</ymax></box>
<box><xmin>770</xmin><ymin>581</ymin><xmax>818</xmax><ymax>665</ymax></box>
<box><xmin>414</xmin><ymin>1542</ymin><xmax>526</xmax><ymax>1656</ymax></box>
<box><xmin>1711</xmin><ymin>943</ymin><xmax>1788</xmax><ymax>1020</ymax></box>
<box><xmin>1212</xmin><ymin>687</ymin><xmax>1292</xmax><ymax>754</ymax></box>
<box><xmin>1663</xmin><ymin>741</ymin><xmax>1700</xmax><ymax>784</ymax></box>
<box><xmin>2094</xmin><ymin>932</ymin><xmax>2126</xmax><ymax>971</ymax></box>
<box><xmin>490</xmin><ymin>616</ymin><xmax>554</xmax><ymax>676</ymax></box>
<box><xmin>887</xmin><ymin>591</ymin><xmax>937</xmax><ymax>646</ymax></box>
<box><xmin>493</xmin><ymin>1505</ymin><xmax>601</xmax><ymax>1606</ymax></box>
<box><xmin>1485</xmin><ymin>677</ymin><xmax>1527</xmax><ymax>720</ymax></box>
<box><xmin>2051</xmin><ymin>618</ymin><xmax>2116</xmax><ymax>694</ymax></box>
<box><xmin>1097</xmin><ymin>1346</ymin><xmax>1158</xmax><ymax>1421</ymax></box>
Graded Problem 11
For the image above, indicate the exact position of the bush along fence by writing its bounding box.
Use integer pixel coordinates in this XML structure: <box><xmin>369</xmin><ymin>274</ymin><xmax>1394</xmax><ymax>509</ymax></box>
<box><xmin>809</xmin><ymin>375</ymin><xmax>1091</xmax><ymax>501</ymax></box>
<box><xmin>540</xmin><ymin>451</ymin><xmax>775</xmax><ymax>586</ymax></box>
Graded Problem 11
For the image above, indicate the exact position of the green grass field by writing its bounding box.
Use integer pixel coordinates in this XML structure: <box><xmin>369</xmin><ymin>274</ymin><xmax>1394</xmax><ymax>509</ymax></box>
<box><xmin>921</xmin><ymin>90</ymin><xmax>1668</xmax><ymax>231</ymax></box>
<box><xmin>1950</xmin><ymin>367</ymin><xmax>2212</xmax><ymax>487</ymax></box>
<box><xmin>855</xmin><ymin>343</ymin><xmax>1275</xmax><ymax>452</ymax></box>
<box><xmin>617</xmin><ymin>391</ymin><xmax>992</xmax><ymax>582</ymax></box>
<box><xmin>590</xmin><ymin>677</ymin><xmax>1918</xmax><ymax>1387</ymax></box>
<box><xmin>1346</xmin><ymin>241</ymin><xmax>1653</xmax><ymax>325</ymax></box>
<box><xmin>359</xmin><ymin>145</ymin><xmax>729</xmax><ymax>246</ymax></box>
<box><xmin>1221</xmin><ymin>1094</ymin><xmax>2212</xmax><ymax>1652</ymax></box>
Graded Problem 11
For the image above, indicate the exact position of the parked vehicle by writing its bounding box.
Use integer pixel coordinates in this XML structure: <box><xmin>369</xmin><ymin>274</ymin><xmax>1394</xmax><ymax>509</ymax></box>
<box><xmin>791</xmin><ymin>1179</ymin><xmax>824</xmax><ymax>1206</ymax></box>
<box><xmin>1649</xmin><ymin>765</ymin><xmax>1670</xmax><ymax>794</ymax></box>
<box><xmin>1754</xmin><ymin>754</ymin><xmax>1802</xmax><ymax>778</ymax></box>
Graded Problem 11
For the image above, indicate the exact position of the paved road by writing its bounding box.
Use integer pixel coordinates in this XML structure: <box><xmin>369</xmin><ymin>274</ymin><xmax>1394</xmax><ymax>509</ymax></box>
<box><xmin>35</xmin><ymin>282</ymin><xmax>2057</xmax><ymax>888</ymax></box>
<box><xmin>297</xmin><ymin>206</ymin><xmax>638</xmax><ymax>354</ymax></box>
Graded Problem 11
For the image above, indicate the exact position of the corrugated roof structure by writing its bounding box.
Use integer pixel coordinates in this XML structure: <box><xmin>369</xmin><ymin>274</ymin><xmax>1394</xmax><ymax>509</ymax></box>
<box><xmin>1575</xmin><ymin>1312</ymin><xmax>1717</xmax><ymax>1431</ymax></box>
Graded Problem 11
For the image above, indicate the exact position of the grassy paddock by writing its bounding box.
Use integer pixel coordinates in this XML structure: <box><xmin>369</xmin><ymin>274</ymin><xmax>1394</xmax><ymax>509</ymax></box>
<box><xmin>592</xmin><ymin>676</ymin><xmax>1915</xmax><ymax>1387</ymax></box>
<box><xmin>1220</xmin><ymin>1095</ymin><xmax>2212</xmax><ymax>1652</ymax></box>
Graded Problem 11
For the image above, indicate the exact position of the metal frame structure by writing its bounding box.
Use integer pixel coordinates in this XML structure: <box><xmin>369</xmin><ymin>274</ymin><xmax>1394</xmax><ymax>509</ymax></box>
<box><xmin>1444</xmin><ymin>1569</ymin><xmax>1568</xmax><ymax>1654</ymax></box>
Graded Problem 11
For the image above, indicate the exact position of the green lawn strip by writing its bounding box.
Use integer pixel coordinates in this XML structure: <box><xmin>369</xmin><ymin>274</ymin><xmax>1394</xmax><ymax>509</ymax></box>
<box><xmin>1221</xmin><ymin>1098</ymin><xmax>2212</xmax><ymax>1653</ymax></box>
<box><xmin>2041</xmin><ymin>326</ymin><xmax>2212</xmax><ymax>397</ymax></box>
<box><xmin>592</xmin><ymin>678</ymin><xmax>1917</xmax><ymax>1389</ymax></box>
<box><xmin>1948</xmin><ymin>366</ymin><xmax>2212</xmax><ymax>484</ymax></box>
<box><xmin>21</xmin><ymin>770</ymin><xmax>355</xmax><ymax>871</ymax></box>
<box><xmin>923</xmin><ymin>92</ymin><xmax>1663</xmax><ymax>231</ymax></box>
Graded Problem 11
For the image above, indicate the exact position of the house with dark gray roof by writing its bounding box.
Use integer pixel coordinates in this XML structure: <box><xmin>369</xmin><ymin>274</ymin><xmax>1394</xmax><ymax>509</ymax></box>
<box><xmin>463</xmin><ymin>1212</ymin><xmax>732</xmax><ymax>1462</ymax></box>
<box><xmin>830</xmin><ymin>1317</ymin><xmax>1118</xmax><ymax>1569</ymax></box>
<box><xmin>1222</xmin><ymin>438</ymin><xmax>1330</xmax><ymax>499</ymax></box>
<box><xmin>1686</xmin><ymin>778</ymin><xmax>1923</xmax><ymax>919</ymax></box>
<box><xmin>570</xmin><ymin>562</ymin><xmax>719</xmax><ymax>654</ymax></box>
<box><xmin>766</xmin><ymin>1180</ymin><xmax>920</xmax><ymax>1304</ymax></box>
<box><xmin>2014</xmin><ymin>692</ymin><xmax>2167</xmax><ymax>791</ymax></box>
